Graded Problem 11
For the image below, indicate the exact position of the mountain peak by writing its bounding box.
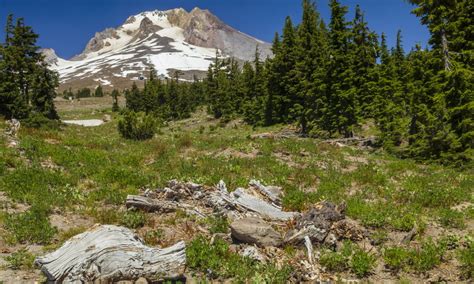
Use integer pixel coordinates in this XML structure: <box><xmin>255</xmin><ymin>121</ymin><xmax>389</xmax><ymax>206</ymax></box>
<box><xmin>48</xmin><ymin>7</ymin><xmax>272</xmax><ymax>90</ymax></box>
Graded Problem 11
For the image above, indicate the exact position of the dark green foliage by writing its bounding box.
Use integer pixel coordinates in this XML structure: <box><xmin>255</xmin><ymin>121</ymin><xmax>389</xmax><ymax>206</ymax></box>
<box><xmin>75</xmin><ymin>87</ymin><xmax>92</xmax><ymax>98</ymax></box>
<box><xmin>94</xmin><ymin>84</ymin><xmax>104</xmax><ymax>97</ymax></box>
<box><xmin>198</xmin><ymin>0</ymin><xmax>472</xmax><ymax>164</ymax></box>
<box><xmin>0</xmin><ymin>14</ymin><xmax>59</xmax><ymax>122</ymax></box>
<box><xmin>124</xmin><ymin>70</ymin><xmax>202</xmax><ymax>121</ymax></box>
<box><xmin>117</xmin><ymin>111</ymin><xmax>157</xmax><ymax>140</ymax></box>
<box><xmin>351</xmin><ymin>246</ymin><xmax>376</xmax><ymax>278</ymax></box>
<box><xmin>111</xmin><ymin>89</ymin><xmax>120</xmax><ymax>112</ymax></box>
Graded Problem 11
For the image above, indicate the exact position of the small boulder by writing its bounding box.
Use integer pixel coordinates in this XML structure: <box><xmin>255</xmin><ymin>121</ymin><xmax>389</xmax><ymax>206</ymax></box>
<box><xmin>103</xmin><ymin>114</ymin><xmax>112</xmax><ymax>122</ymax></box>
<box><xmin>230</xmin><ymin>217</ymin><xmax>282</xmax><ymax>247</ymax></box>
<box><xmin>240</xmin><ymin>246</ymin><xmax>267</xmax><ymax>262</ymax></box>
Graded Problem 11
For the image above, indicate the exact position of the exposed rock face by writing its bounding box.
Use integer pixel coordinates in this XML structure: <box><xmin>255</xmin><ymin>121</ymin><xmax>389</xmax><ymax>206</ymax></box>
<box><xmin>40</xmin><ymin>48</ymin><xmax>60</xmax><ymax>66</ymax></box>
<box><xmin>230</xmin><ymin>217</ymin><xmax>282</xmax><ymax>247</ymax></box>
<box><xmin>72</xmin><ymin>28</ymin><xmax>119</xmax><ymax>60</ymax></box>
<box><xmin>46</xmin><ymin>7</ymin><xmax>272</xmax><ymax>91</ymax></box>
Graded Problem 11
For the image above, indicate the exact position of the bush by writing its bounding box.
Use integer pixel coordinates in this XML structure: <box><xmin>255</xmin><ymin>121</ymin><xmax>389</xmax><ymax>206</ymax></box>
<box><xmin>121</xmin><ymin>211</ymin><xmax>147</xmax><ymax>229</ymax></box>
<box><xmin>351</xmin><ymin>247</ymin><xmax>376</xmax><ymax>277</ymax></box>
<box><xmin>383</xmin><ymin>247</ymin><xmax>410</xmax><ymax>271</ymax></box>
<box><xmin>118</xmin><ymin>111</ymin><xmax>157</xmax><ymax>140</ymax></box>
<box><xmin>320</xmin><ymin>241</ymin><xmax>375</xmax><ymax>278</ymax></box>
<box><xmin>5</xmin><ymin>249</ymin><xmax>35</xmax><ymax>270</ymax></box>
<box><xmin>207</xmin><ymin>216</ymin><xmax>229</xmax><ymax>234</ymax></box>
<box><xmin>22</xmin><ymin>112</ymin><xmax>60</xmax><ymax>129</ymax></box>
<box><xmin>320</xmin><ymin>241</ymin><xmax>353</xmax><ymax>273</ymax></box>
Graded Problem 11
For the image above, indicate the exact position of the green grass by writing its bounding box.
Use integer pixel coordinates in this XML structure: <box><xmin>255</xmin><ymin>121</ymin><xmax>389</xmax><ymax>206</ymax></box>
<box><xmin>186</xmin><ymin>235</ymin><xmax>292</xmax><ymax>283</ymax></box>
<box><xmin>383</xmin><ymin>239</ymin><xmax>447</xmax><ymax>273</ymax></box>
<box><xmin>458</xmin><ymin>240</ymin><xmax>474</xmax><ymax>280</ymax></box>
<box><xmin>2</xmin><ymin>206</ymin><xmax>57</xmax><ymax>244</ymax></box>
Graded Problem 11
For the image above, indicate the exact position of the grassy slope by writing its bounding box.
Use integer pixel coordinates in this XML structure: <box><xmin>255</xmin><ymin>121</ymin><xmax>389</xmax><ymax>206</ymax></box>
<box><xmin>0</xmin><ymin>101</ymin><xmax>472</xmax><ymax>282</ymax></box>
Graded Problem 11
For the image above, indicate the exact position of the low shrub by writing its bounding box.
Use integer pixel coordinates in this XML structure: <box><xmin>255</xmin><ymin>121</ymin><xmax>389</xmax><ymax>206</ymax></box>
<box><xmin>22</xmin><ymin>113</ymin><xmax>61</xmax><ymax>130</ymax></box>
<box><xmin>320</xmin><ymin>241</ymin><xmax>375</xmax><ymax>278</ymax></box>
<box><xmin>118</xmin><ymin>111</ymin><xmax>157</xmax><ymax>140</ymax></box>
<box><xmin>121</xmin><ymin>211</ymin><xmax>147</xmax><ymax>229</ymax></box>
<box><xmin>4</xmin><ymin>206</ymin><xmax>57</xmax><ymax>244</ymax></box>
<box><xmin>351</xmin><ymin>247</ymin><xmax>376</xmax><ymax>277</ymax></box>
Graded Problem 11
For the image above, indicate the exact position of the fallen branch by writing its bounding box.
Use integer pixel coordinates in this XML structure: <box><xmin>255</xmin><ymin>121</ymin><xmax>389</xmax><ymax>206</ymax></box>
<box><xmin>35</xmin><ymin>225</ymin><xmax>186</xmax><ymax>283</ymax></box>
<box><xmin>126</xmin><ymin>195</ymin><xmax>206</xmax><ymax>218</ymax></box>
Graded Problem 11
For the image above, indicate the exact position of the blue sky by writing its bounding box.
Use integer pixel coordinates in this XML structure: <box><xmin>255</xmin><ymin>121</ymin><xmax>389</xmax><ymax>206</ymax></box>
<box><xmin>0</xmin><ymin>0</ymin><xmax>429</xmax><ymax>59</ymax></box>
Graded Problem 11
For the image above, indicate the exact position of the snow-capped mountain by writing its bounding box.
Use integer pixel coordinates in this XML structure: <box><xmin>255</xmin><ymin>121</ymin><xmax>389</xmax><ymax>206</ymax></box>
<box><xmin>46</xmin><ymin>8</ymin><xmax>272</xmax><ymax>90</ymax></box>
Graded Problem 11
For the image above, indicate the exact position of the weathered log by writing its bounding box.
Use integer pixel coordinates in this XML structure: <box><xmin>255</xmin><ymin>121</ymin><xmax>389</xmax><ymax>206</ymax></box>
<box><xmin>126</xmin><ymin>195</ymin><xmax>206</xmax><ymax>217</ymax></box>
<box><xmin>35</xmin><ymin>225</ymin><xmax>186</xmax><ymax>283</ymax></box>
<box><xmin>229</xmin><ymin>188</ymin><xmax>298</xmax><ymax>221</ymax></box>
<box><xmin>249</xmin><ymin>179</ymin><xmax>282</xmax><ymax>206</ymax></box>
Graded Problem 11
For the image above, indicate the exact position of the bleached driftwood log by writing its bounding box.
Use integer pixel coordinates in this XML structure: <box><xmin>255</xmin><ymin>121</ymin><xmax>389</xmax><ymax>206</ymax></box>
<box><xmin>126</xmin><ymin>195</ymin><xmax>180</xmax><ymax>212</ymax></box>
<box><xmin>126</xmin><ymin>195</ymin><xmax>206</xmax><ymax>217</ymax></box>
<box><xmin>249</xmin><ymin>179</ymin><xmax>282</xmax><ymax>206</ymax></box>
<box><xmin>213</xmin><ymin>181</ymin><xmax>298</xmax><ymax>221</ymax></box>
<box><xmin>35</xmin><ymin>225</ymin><xmax>186</xmax><ymax>283</ymax></box>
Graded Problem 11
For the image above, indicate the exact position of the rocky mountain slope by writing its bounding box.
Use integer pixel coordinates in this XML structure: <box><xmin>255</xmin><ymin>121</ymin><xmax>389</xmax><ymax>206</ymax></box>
<box><xmin>45</xmin><ymin>8</ymin><xmax>272</xmax><ymax>91</ymax></box>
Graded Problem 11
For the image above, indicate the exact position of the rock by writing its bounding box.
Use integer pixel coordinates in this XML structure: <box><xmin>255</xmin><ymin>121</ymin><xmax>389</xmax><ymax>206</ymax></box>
<box><xmin>230</xmin><ymin>217</ymin><xmax>282</xmax><ymax>247</ymax></box>
<box><xmin>103</xmin><ymin>114</ymin><xmax>112</xmax><ymax>122</ymax></box>
<box><xmin>135</xmin><ymin>277</ymin><xmax>148</xmax><ymax>284</ymax></box>
<box><xmin>240</xmin><ymin>246</ymin><xmax>267</xmax><ymax>262</ymax></box>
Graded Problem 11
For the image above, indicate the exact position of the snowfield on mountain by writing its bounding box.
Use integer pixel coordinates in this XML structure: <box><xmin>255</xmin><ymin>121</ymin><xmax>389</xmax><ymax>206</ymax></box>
<box><xmin>42</xmin><ymin>8</ymin><xmax>272</xmax><ymax>90</ymax></box>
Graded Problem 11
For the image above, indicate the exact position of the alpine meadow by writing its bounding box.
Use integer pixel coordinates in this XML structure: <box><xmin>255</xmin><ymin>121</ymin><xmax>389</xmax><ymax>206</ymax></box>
<box><xmin>0</xmin><ymin>0</ymin><xmax>472</xmax><ymax>283</ymax></box>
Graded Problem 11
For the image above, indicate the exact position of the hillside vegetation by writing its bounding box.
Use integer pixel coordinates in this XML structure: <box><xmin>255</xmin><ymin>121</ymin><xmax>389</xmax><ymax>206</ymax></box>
<box><xmin>0</xmin><ymin>105</ymin><xmax>472</xmax><ymax>282</ymax></box>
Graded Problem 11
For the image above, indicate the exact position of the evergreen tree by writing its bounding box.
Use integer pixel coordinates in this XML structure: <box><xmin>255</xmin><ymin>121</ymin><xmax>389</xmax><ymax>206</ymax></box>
<box><xmin>292</xmin><ymin>0</ymin><xmax>329</xmax><ymax>135</ymax></box>
<box><xmin>407</xmin><ymin>0</ymin><xmax>473</xmax><ymax>163</ymax></box>
<box><xmin>350</xmin><ymin>5</ymin><xmax>378</xmax><ymax>118</ymax></box>
<box><xmin>111</xmin><ymin>89</ymin><xmax>120</xmax><ymax>112</ymax></box>
<box><xmin>125</xmin><ymin>82</ymin><xmax>143</xmax><ymax>112</ymax></box>
<box><xmin>325</xmin><ymin>0</ymin><xmax>357</xmax><ymax>137</ymax></box>
<box><xmin>243</xmin><ymin>46</ymin><xmax>265</xmax><ymax>125</ymax></box>
<box><xmin>0</xmin><ymin>15</ymin><xmax>59</xmax><ymax>120</ymax></box>
<box><xmin>31</xmin><ymin>61</ymin><xmax>59</xmax><ymax>119</ymax></box>
<box><xmin>94</xmin><ymin>85</ymin><xmax>104</xmax><ymax>97</ymax></box>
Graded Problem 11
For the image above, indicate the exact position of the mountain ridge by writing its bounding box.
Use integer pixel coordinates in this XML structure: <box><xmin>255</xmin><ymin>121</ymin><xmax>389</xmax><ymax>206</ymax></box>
<box><xmin>44</xmin><ymin>7</ymin><xmax>272</xmax><ymax>91</ymax></box>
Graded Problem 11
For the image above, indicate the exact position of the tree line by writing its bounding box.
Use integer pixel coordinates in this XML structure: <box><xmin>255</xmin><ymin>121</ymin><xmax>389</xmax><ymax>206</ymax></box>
<box><xmin>61</xmin><ymin>85</ymin><xmax>105</xmax><ymax>99</ymax></box>
<box><xmin>202</xmin><ymin>0</ymin><xmax>472</xmax><ymax>164</ymax></box>
<box><xmin>123</xmin><ymin>70</ymin><xmax>205</xmax><ymax>121</ymax></box>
